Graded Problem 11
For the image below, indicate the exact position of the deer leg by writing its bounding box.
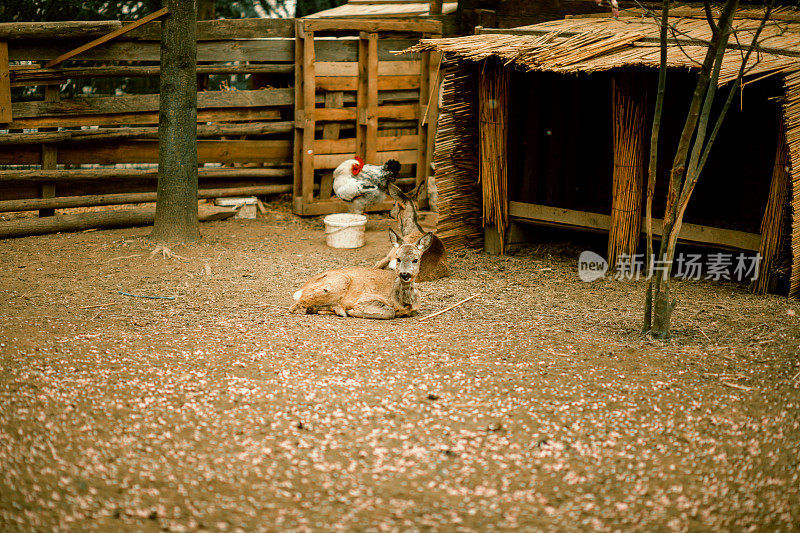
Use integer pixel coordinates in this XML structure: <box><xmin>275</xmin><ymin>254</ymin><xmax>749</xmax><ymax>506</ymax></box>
<box><xmin>330</xmin><ymin>304</ymin><xmax>347</xmax><ymax>317</ymax></box>
<box><xmin>289</xmin><ymin>302</ymin><xmax>307</xmax><ymax>314</ymax></box>
<box><xmin>347</xmin><ymin>295</ymin><xmax>394</xmax><ymax>320</ymax></box>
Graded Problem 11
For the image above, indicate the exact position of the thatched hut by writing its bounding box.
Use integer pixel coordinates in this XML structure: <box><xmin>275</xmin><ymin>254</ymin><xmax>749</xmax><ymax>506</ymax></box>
<box><xmin>408</xmin><ymin>8</ymin><xmax>800</xmax><ymax>296</ymax></box>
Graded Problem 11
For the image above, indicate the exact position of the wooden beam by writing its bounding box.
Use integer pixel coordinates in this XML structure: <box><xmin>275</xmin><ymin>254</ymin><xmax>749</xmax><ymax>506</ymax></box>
<box><xmin>0</xmin><ymin>21</ymin><xmax>122</xmax><ymax>41</ymax></box>
<box><xmin>0</xmin><ymin>205</ymin><xmax>238</xmax><ymax>240</ymax></box>
<box><xmin>0</xmin><ymin>140</ymin><xmax>293</xmax><ymax>166</ymax></box>
<box><xmin>0</xmin><ymin>184</ymin><xmax>291</xmax><ymax>213</ymax></box>
<box><xmin>292</xmin><ymin>198</ymin><xmax>394</xmax><ymax>216</ymax></box>
<box><xmin>44</xmin><ymin>8</ymin><xmax>169</xmax><ymax>68</ymax></box>
<box><xmin>0</xmin><ymin>167</ymin><xmax>293</xmax><ymax>182</ymax></box>
<box><xmin>0</xmin><ymin>42</ymin><xmax>10</xmax><ymax>123</ymax></box>
<box><xmin>11</xmin><ymin>64</ymin><xmax>294</xmax><ymax>86</ymax></box>
<box><xmin>316</xmin><ymin>75</ymin><xmax>419</xmax><ymax>92</ymax></box>
<box><xmin>11</xmin><ymin>89</ymin><xmax>294</xmax><ymax>119</ymax></box>
<box><xmin>302</xmin><ymin>18</ymin><xmax>442</xmax><ymax>34</ymax></box>
<box><xmin>509</xmin><ymin>202</ymin><xmax>761</xmax><ymax>252</ymax></box>
<box><xmin>5</xmin><ymin>108</ymin><xmax>282</xmax><ymax>130</ymax></box>
<box><xmin>0</xmin><ymin>121</ymin><xmax>294</xmax><ymax>145</ymax></box>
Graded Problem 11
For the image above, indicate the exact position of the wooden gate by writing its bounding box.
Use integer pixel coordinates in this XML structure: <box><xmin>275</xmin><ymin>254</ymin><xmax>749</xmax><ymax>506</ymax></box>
<box><xmin>293</xmin><ymin>18</ymin><xmax>441</xmax><ymax>215</ymax></box>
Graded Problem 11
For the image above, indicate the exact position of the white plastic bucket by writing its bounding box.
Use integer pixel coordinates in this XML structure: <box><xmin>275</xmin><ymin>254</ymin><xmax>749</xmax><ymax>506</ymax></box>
<box><xmin>323</xmin><ymin>213</ymin><xmax>367</xmax><ymax>249</ymax></box>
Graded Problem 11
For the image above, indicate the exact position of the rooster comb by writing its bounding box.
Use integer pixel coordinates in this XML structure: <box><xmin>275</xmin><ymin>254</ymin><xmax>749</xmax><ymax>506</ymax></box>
<box><xmin>351</xmin><ymin>156</ymin><xmax>365</xmax><ymax>176</ymax></box>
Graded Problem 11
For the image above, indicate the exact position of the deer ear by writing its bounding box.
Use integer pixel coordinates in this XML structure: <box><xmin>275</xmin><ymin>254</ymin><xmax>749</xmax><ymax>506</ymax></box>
<box><xmin>416</xmin><ymin>232</ymin><xmax>434</xmax><ymax>252</ymax></box>
<box><xmin>411</xmin><ymin>182</ymin><xmax>426</xmax><ymax>200</ymax></box>
<box><xmin>389</xmin><ymin>228</ymin><xmax>401</xmax><ymax>248</ymax></box>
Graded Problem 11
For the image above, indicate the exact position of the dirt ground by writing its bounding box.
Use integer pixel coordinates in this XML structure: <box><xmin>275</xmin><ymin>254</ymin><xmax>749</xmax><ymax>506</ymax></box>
<box><xmin>1</xmin><ymin>199</ymin><xmax>799</xmax><ymax>532</ymax></box>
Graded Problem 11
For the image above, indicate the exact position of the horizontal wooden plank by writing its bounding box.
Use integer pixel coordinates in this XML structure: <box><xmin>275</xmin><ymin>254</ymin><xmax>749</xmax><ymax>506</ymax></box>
<box><xmin>11</xmin><ymin>89</ymin><xmax>293</xmax><ymax>119</ymax></box>
<box><xmin>316</xmin><ymin>75</ymin><xmax>420</xmax><ymax>91</ymax></box>
<box><xmin>0</xmin><ymin>140</ymin><xmax>292</xmax><ymax>165</ymax></box>
<box><xmin>0</xmin><ymin>18</ymin><xmax>295</xmax><ymax>43</ymax></box>
<box><xmin>311</xmin><ymin>103</ymin><xmax>418</xmax><ymax>123</ymax></box>
<box><xmin>302</xmin><ymin>18</ymin><xmax>441</xmax><ymax>34</ymax></box>
<box><xmin>0</xmin><ymin>167</ymin><xmax>292</xmax><ymax>182</ymax></box>
<box><xmin>128</xmin><ymin>17</ymin><xmax>296</xmax><ymax>40</ymax></box>
<box><xmin>5</xmin><ymin>107</ymin><xmax>282</xmax><ymax>129</ymax></box>
<box><xmin>9</xmin><ymin>38</ymin><xmax>417</xmax><ymax>63</ymax></box>
<box><xmin>10</xmin><ymin>39</ymin><xmax>296</xmax><ymax>62</ymax></box>
<box><xmin>314</xmin><ymin>134</ymin><xmax>419</xmax><ymax>155</ymax></box>
<box><xmin>292</xmin><ymin>197</ymin><xmax>394</xmax><ymax>216</ymax></box>
<box><xmin>315</xmin><ymin>60</ymin><xmax>420</xmax><ymax>77</ymax></box>
<box><xmin>0</xmin><ymin>184</ymin><xmax>292</xmax><ymax>212</ymax></box>
<box><xmin>11</xmin><ymin>64</ymin><xmax>294</xmax><ymax>86</ymax></box>
<box><xmin>508</xmin><ymin>202</ymin><xmax>761</xmax><ymax>252</ymax></box>
<box><xmin>313</xmin><ymin>149</ymin><xmax>417</xmax><ymax>169</ymax></box>
<box><xmin>0</xmin><ymin>121</ymin><xmax>294</xmax><ymax>145</ymax></box>
<box><xmin>0</xmin><ymin>20</ymin><xmax>122</xmax><ymax>41</ymax></box>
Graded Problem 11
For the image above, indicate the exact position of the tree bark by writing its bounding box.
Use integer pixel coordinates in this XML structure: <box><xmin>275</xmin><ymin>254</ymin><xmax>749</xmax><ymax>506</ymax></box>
<box><xmin>151</xmin><ymin>0</ymin><xmax>199</xmax><ymax>245</ymax></box>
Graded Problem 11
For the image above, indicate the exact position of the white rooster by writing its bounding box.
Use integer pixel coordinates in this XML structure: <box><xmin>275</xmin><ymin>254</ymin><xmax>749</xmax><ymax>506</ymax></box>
<box><xmin>332</xmin><ymin>157</ymin><xmax>401</xmax><ymax>214</ymax></box>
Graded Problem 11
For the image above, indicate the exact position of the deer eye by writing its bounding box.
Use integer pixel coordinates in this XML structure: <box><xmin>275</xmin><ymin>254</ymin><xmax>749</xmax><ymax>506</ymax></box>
<box><xmin>412</xmin><ymin>259</ymin><xmax>418</xmax><ymax>264</ymax></box>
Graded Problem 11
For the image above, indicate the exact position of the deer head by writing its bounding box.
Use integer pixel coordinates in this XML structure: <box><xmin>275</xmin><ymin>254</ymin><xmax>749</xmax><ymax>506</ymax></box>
<box><xmin>389</xmin><ymin>228</ymin><xmax>433</xmax><ymax>283</ymax></box>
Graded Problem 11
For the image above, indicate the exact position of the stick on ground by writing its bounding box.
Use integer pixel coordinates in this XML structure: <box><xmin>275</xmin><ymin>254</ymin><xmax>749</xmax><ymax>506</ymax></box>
<box><xmin>418</xmin><ymin>294</ymin><xmax>477</xmax><ymax>322</ymax></box>
<box><xmin>118</xmin><ymin>291</ymin><xmax>176</xmax><ymax>300</ymax></box>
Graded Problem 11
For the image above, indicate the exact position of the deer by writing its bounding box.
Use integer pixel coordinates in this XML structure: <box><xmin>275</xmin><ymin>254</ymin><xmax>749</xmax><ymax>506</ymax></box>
<box><xmin>290</xmin><ymin>229</ymin><xmax>434</xmax><ymax>319</ymax></box>
<box><xmin>374</xmin><ymin>183</ymin><xmax>449</xmax><ymax>282</ymax></box>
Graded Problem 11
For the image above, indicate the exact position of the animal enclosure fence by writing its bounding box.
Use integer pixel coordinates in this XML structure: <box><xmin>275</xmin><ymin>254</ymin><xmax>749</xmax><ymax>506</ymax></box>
<box><xmin>292</xmin><ymin>18</ymin><xmax>441</xmax><ymax>215</ymax></box>
<box><xmin>0</xmin><ymin>16</ymin><xmax>441</xmax><ymax>233</ymax></box>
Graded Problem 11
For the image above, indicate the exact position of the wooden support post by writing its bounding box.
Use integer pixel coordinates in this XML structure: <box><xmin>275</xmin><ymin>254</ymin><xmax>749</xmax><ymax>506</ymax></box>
<box><xmin>0</xmin><ymin>41</ymin><xmax>11</xmax><ymax>124</ymax></box>
<box><xmin>292</xmin><ymin>19</ymin><xmax>305</xmax><ymax>205</ymax></box>
<box><xmin>607</xmin><ymin>73</ymin><xmax>646</xmax><ymax>269</ymax></box>
<box><xmin>151</xmin><ymin>0</ymin><xmax>199</xmax><ymax>244</ymax></box>
<box><xmin>319</xmin><ymin>91</ymin><xmax>344</xmax><ymax>201</ymax></box>
<box><xmin>301</xmin><ymin>27</ymin><xmax>316</xmax><ymax>206</ymax></box>
<box><xmin>754</xmin><ymin>125</ymin><xmax>791</xmax><ymax>294</ymax></box>
<box><xmin>429</xmin><ymin>0</ymin><xmax>444</xmax><ymax>16</ymax></box>
<box><xmin>39</xmin><ymin>85</ymin><xmax>59</xmax><ymax>217</ymax></box>
<box><xmin>356</xmin><ymin>32</ymin><xmax>378</xmax><ymax>163</ymax></box>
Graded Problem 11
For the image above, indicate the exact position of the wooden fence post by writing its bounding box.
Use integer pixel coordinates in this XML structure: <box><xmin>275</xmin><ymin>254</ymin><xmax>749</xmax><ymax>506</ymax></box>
<box><xmin>151</xmin><ymin>0</ymin><xmax>199</xmax><ymax>244</ymax></box>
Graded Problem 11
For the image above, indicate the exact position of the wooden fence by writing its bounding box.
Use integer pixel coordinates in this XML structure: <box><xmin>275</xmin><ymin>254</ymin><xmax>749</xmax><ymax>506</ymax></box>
<box><xmin>0</xmin><ymin>16</ymin><xmax>438</xmax><ymax>228</ymax></box>
<box><xmin>292</xmin><ymin>18</ymin><xmax>441</xmax><ymax>215</ymax></box>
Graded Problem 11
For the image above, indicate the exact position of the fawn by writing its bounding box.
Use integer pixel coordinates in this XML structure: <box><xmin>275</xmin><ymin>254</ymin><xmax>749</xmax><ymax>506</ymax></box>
<box><xmin>290</xmin><ymin>229</ymin><xmax>433</xmax><ymax>319</ymax></box>
<box><xmin>375</xmin><ymin>183</ymin><xmax>449</xmax><ymax>282</ymax></box>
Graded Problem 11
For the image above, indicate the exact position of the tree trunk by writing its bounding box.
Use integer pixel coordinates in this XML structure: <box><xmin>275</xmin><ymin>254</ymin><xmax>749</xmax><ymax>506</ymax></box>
<box><xmin>151</xmin><ymin>0</ymin><xmax>199</xmax><ymax>245</ymax></box>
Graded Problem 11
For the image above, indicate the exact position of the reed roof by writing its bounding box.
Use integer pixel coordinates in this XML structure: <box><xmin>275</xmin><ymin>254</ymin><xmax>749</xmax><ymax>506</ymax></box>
<box><xmin>406</xmin><ymin>9</ymin><xmax>800</xmax><ymax>84</ymax></box>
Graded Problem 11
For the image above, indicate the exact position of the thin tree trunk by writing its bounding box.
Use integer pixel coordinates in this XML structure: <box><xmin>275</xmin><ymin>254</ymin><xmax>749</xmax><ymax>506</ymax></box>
<box><xmin>643</xmin><ymin>0</ymin><xmax>670</xmax><ymax>333</ymax></box>
<box><xmin>649</xmin><ymin>0</ymin><xmax>738</xmax><ymax>339</ymax></box>
<box><xmin>151</xmin><ymin>0</ymin><xmax>199</xmax><ymax>245</ymax></box>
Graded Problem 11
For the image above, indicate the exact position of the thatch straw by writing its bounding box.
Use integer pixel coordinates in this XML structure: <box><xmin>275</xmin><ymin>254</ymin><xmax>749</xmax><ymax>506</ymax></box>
<box><xmin>405</xmin><ymin>15</ymin><xmax>800</xmax><ymax>85</ymax></box>
<box><xmin>478</xmin><ymin>61</ymin><xmax>510</xmax><ymax>254</ymax></box>
<box><xmin>433</xmin><ymin>59</ymin><xmax>482</xmax><ymax>250</ymax></box>
<box><xmin>754</xmin><ymin>124</ymin><xmax>790</xmax><ymax>295</ymax></box>
<box><xmin>783</xmin><ymin>67</ymin><xmax>800</xmax><ymax>298</ymax></box>
<box><xmin>608</xmin><ymin>74</ymin><xmax>647</xmax><ymax>270</ymax></box>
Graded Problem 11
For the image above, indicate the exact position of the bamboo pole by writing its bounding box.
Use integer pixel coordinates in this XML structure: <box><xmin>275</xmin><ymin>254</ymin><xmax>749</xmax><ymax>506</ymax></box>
<box><xmin>478</xmin><ymin>60</ymin><xmax>510</xmax><ymax>254</ymax></box>
<box><xmin>608</xmin><ymin>73</ymin><xmax>647</xmax><ymax>270</ymax></box>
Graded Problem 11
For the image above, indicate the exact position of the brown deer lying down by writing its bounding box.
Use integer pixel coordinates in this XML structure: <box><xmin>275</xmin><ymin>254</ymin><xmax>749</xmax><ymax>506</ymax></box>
<box><xmin>290</xmin><ymin>230</ymin><xmax>433</xmax><ymax>319</ymax></box>
<box><xmin>375</xmin><ymin>183</ymin><xmax>449</xmax><ymax>282</ymax></box>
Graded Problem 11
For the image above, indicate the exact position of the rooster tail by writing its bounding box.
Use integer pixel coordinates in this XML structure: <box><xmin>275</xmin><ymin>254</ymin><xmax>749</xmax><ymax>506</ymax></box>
<box><xmin>383</xmin><ymin>159</ymin><xmax>401</xmax><ymax>182</ymax></box>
